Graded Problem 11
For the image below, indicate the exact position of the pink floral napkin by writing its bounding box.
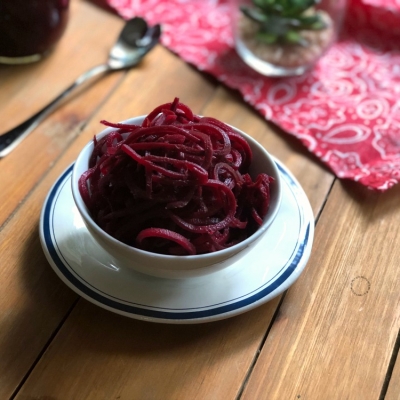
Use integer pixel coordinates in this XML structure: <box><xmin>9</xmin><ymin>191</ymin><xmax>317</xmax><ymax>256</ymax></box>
<box><xmin>106</xmin><ymin>0</ymin><xmax>400</xmax><ymax>191</ymax></box>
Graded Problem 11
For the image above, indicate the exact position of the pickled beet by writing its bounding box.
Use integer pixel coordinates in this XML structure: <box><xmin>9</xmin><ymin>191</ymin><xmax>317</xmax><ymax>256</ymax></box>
<box><xmin>79</xmin><ymin>98</ymin><xmax>274</xmax><ymax>255</ymax></box>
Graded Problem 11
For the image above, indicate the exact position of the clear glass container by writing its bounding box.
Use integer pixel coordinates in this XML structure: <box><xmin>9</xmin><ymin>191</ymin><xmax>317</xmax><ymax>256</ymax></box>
<box><xmin>233</xmin><ymin>0</ymin><xmax>347</xmax><ymax>77</ymax></box>
<box><xmin>0</xmin><ymin>0</ymin><xmax>70</xmax><ymax>65</ymax></box>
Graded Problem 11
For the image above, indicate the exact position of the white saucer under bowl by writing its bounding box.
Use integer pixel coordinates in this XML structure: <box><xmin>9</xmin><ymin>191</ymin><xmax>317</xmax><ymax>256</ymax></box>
<box><xmin>39</xmin><ymin>158</ymin><xmax>314</xmax><ymax>324</ymax></box>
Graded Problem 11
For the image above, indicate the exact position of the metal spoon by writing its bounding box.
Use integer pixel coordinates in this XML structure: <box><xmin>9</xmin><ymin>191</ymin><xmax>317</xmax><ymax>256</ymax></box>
<box><xmin>0</xmin><ymin>17</ymin><xmax>161</xmax><ymax>158</ymax></box>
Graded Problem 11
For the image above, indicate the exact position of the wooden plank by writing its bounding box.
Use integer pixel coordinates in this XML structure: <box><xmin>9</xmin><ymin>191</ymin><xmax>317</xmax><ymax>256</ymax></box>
<box><xmin>0</xmin><ymin>175</ymin><xmax>79</xmax><ymax>399</ymax></box>
<box><xmin>0</xmin><ymin>0</ymin><xmax>124</xmax><ymax>227</ymax></box>
<box><xmin>386</xmin><ymin>348</ymin><xmax>400</xmax><ymax>400</ymax></box>
<box><xmin>241</xmin><ymin>181</ymin><xmax>400</xmax><ymax>400</ymax></box>
<box><xmin>15</xmin><ymin>299</ymin><xmax>281</xmax><ymax>400</ymax></box>
<box><xmin>0</xmin><ymin>45</ymin><xmax>217</xmax><ymax>400</ymax></box>
<box><xmin>14</xmin><ymin>85</ymin><xmax>334</xmax><ymax>399</ymax></box>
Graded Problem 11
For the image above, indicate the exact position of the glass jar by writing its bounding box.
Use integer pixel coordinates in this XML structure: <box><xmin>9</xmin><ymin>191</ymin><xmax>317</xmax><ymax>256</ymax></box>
<box><xmin>233</xmin><ymin>0</ymin><xmax>347</xmax><ymax>77</ymax></box>
<box><xmin>0</xmin><ymin>0</ymin><xmax>70</xmax><ymax>64</ymax></box>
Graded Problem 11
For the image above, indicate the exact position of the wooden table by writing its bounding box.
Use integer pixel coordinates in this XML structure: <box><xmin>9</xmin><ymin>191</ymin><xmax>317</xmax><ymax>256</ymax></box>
<box><xmin>1</xmin><ymin>1</ymin><xmax>400</xmax><ymax>399</ymax></box>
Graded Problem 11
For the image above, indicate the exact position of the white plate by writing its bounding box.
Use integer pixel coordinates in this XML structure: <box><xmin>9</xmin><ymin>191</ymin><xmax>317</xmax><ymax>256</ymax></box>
<box><xmin>39</xmin><ymin>159</ymin><xmax>314</xmax><ymax>324</ymax></box>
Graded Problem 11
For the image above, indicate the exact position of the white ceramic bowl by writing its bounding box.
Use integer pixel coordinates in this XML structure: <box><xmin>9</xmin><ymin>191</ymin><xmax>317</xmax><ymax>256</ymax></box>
<box><xmin>71</xmin><ymin>116</ymin><xmax>282</xmax><ymax>279</ymax></box>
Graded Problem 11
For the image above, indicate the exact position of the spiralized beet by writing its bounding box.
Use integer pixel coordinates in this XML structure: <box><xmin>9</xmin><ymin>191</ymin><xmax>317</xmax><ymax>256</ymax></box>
<box><xmin>79</xmin><ymin>98</ymin><xmax>274</xmax><ymax>255</ymax></box>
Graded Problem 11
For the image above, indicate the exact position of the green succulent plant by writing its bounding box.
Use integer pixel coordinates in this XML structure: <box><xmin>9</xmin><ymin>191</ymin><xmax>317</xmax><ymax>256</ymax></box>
<box><xmin>240</xmin><ymin>0</ymin><xmax>327</xmax><ymax>47</ymax></box>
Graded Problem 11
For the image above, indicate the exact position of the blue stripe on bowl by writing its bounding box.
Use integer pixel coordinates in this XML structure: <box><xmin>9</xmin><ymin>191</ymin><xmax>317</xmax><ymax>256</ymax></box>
<box><xmin>42</xmin><ymin>162</ymin><xmax>311</xmax><ymax>321</ymax></box>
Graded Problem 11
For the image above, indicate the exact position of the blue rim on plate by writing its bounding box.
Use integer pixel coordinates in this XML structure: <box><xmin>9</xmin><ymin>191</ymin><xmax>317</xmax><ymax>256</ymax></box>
<box><xmin>39</xmin><ymin>159</ymin><xmax>314</xmax><ymax>323</ymax></box>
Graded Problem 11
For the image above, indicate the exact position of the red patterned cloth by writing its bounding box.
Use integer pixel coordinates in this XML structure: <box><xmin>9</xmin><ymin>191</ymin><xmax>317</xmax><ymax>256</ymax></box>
<box><xmin>106</xmin><ymin>0</ymin><xmax>400</xmax><ymax>190</ymax></box>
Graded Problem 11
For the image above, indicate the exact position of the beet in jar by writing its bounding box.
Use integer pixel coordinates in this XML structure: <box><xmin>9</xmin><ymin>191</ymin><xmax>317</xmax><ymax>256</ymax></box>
<box><xmin>0</xmin><ymin>0</ymin><xmax>70</xmax><ymax>64</ymax></box>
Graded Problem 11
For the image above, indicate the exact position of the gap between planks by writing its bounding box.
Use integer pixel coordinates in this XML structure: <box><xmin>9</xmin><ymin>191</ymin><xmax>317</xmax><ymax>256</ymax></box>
<box><xmin>380</xmin><ymin>328</ymin><xmax>400</xmax><ymax>400</ymax></box>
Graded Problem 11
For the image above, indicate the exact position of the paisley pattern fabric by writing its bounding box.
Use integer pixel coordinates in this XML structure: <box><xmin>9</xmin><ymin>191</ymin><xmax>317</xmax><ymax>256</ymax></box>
<box><xmin>107</xmin><ymin>0</ymin><xmax>400</xmax><ymax>191</ymax></box>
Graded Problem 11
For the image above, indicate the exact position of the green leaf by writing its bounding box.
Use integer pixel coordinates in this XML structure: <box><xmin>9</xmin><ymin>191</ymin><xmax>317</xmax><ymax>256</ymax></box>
<box><xmin>286</xmin><ymin>18</ymin><xmax>301</xmax><ymax>27</ymax></box>
<box><xmin>285</xmin><ymin>30</ymin><xmax>309</xmax><ymax>46</ymax></box>
<box><xmin>297</xmin><ymin>15</ymin><xmax>320</xmax><ymax>24</ymax></box>
<box><xmin>241</xmin><ymin>6</ymin><xmax>268</xmax><ymax>23</ymax></box>
<box><xmin>253</xmin><ymin>0</ymin><xmax>282</xmax><ymax>15</ymax></box>
<box><xmin>259</xmin><ymin>16</ymin><xmax>290</xmax><ymax>35</ymax></box>
<box><xmin>259</xmin><ymin>16</ymin><xmax>301</xmax><ymax>35</ymax></box>
<box><xmin>309</xmin><ymin>20</ymin><xmax>327</xmax><ymax>30</ymax></box>
<box><xmin>297</xmin><ymin>15</ymin><xmax>327</xmax><ymax>30</ymax></box>
<box><xmin>253</xmin><ymin>0</ymin><xmax>271</xmax><ymax>9</ymax></box>
<box><xmin>284</xmin><ymin>0</ymin><xmax>316</xmax><ymax>16</ymax></box>
<box><xmin>256</xmin><ymin>31</ymin><xmax>279</xmax><ymax>44</ymax></box>
<box><xmin>243</xmin><ymin>0</ymin><xmax>325</xmax><ymax>40</ymax></box>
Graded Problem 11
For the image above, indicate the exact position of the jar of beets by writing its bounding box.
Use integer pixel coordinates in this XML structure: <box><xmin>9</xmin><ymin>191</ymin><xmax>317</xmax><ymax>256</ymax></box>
<box><xmin>0</xmin><ymin>0</ymin><xmax>70</xmax><ymax>64</ymax></box>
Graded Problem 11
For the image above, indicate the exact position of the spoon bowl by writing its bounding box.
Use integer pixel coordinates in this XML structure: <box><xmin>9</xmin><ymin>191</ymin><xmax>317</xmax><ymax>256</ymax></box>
<box><xmin>108</xmin><ymin>17</ymin><xmax>161</xmax><ymax>70</ymax></box>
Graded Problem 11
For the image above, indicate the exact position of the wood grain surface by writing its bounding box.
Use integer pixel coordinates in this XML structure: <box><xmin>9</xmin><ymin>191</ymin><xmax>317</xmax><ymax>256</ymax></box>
<box><xmin>13</xmin><ymin>82</ymin><xmax>333</xmax><ymax>400</ymax></box>
<box><xmin>241</xmin><ymin>181</ymin><xmax>400</xmax><ymax>400</ymax></box>
<box><xmin>1</xmin><ymin>0</ymin><xmax>399</xmax><ymax>399</ymax></box>
<box><xmin>0</xmin><ymin>0</ymin><xmax>124</xmax><ymax>227</ymax></box>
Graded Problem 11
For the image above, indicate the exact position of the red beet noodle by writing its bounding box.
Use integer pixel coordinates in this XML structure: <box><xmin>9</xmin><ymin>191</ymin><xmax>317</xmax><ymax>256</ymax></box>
<box><xmin>79</xmin><ymin>98</ymin><xmax>274</xmax><ymax>255</ymax></box>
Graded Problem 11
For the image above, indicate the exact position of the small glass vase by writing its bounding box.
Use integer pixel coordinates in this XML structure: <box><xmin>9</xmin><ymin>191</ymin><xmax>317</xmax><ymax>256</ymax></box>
<box><xmin>233</xmin><ymin>0</ymin><xmax>347</xmax><ymax>77</ymax></box>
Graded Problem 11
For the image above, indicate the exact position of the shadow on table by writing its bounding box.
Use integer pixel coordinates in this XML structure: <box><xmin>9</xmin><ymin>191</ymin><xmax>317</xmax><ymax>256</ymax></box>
<box><xmin>1</xmin><ymin>222</ymin><xmax>78</xmax><ymax>397</ymax></box>
<box><xmin>339</xmin><ymin>178</ymin><xmax>400</xmax><ymax>220</ymax></box>
<box><xmin>32</xmin><ymin>295</ymin><xmax>279</xmax><ymax>398</ymax></box>
<box><xmin>3</xmin><ymin>220</ymin><xmax>282</xmax><ymax>398</ymax></box>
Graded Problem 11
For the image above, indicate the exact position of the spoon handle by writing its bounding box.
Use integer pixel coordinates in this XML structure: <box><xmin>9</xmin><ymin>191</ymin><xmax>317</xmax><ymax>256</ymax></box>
<box><xmin>0</xmin><ymin>63</ymin><xmax>110</xmax><ymax>158</ymax></box>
